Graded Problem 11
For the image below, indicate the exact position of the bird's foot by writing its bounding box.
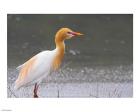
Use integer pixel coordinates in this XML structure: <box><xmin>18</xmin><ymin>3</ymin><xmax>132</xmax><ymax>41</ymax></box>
<box><xmin>33</xmin><ymin>94</ymin><xmax>38</xmax><ymax>98</ymax></box>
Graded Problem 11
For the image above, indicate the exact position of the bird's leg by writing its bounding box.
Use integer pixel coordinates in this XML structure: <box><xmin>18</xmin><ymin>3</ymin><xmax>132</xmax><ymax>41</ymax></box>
<box><xmin>33</xmin><ymin>83</ymin><xmax>39</xmax><ymax>98</ymax></box>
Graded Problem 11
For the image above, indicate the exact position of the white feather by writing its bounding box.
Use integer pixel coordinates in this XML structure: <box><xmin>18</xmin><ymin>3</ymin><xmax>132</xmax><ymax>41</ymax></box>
<box><xmin>14</xmin><ymin>49</ymin><xmax>58</xmax><ymax>90</ymax></box>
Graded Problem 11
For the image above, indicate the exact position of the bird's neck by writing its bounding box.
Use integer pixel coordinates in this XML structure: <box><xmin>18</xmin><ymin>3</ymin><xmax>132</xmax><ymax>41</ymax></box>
<box><xmin>55</xmin><ymin>34</ymin><xmax>65</xmax><ymax>54</ymax></box>
<box><xmin>55</xmin><ymin>40</ymin><xmax>65</xmax><ymax>54</ymax></box>
<box><xmin>53</xmin><ymin>36</ymin><xmax>65</xmax><ymax>70</ymax></box>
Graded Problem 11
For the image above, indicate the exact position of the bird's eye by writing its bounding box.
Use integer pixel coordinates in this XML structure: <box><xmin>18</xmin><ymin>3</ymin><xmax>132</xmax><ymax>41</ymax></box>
<box><xmin>67</xmin><ymin>32</ymin><xmax>71</xmax><ymax>34</ymax></box>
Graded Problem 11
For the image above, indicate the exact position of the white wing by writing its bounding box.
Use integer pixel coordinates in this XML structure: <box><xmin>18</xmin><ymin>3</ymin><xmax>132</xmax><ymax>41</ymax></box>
<box><xmin>14</xmin><ymin>49</ymin><xmax>57</xmax><ymax>89</ymax></box>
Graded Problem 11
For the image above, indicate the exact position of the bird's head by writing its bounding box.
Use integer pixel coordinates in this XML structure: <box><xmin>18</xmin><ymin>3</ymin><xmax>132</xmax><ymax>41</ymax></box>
<box><xmin>55</xmin><ymin>28</ymin><xmax>83</xmax><ymax>42</ymax></box>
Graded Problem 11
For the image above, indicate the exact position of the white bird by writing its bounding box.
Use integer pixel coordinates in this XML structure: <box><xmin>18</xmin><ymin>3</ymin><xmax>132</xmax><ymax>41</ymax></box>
<box><xmin>14</xmin><ymin>28</ymin><xmax>83</xmax><ymax>98</ymax></box>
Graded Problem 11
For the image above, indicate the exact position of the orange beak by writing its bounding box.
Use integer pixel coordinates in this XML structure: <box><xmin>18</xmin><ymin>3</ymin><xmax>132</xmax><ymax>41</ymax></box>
<box><xmin>70</xmin><ymin>32</ymin><xmax>84</xmax><ymax>36</ymax></box>
<box><xmin>74</xmin><ymin>32</ymin><xmax>84</xmax><ymax>36</ymax></box>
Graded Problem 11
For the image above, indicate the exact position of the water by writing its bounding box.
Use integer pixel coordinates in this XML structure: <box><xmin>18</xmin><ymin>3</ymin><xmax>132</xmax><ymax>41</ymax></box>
<box><xmin>8</xmin><ymin>82</ymin><xmax>132</xmax><ymax>98</ymax></box>
<box><xmin>7</xmin><ymin>14</ymin><xmax>133</xmax><ymax>97</ymax></box>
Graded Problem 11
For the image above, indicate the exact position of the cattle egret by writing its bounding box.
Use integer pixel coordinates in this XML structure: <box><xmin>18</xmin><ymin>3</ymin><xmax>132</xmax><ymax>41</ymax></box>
<box><xmin>14</xmin><ymin>28</ymin><xmax>83</xmax><ymax>98</ymax></box>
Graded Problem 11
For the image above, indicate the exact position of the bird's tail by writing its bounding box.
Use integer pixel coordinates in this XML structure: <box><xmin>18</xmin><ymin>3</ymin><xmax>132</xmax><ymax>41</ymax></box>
<box><xmin>14</xmin><ymin>79</ymin><xmax>22</xmax><ymax>90</ymax></box>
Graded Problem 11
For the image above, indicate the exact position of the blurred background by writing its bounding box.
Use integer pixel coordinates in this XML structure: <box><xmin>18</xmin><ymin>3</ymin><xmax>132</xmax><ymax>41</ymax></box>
<box><xmin>7</xmin><ymin>14</ymin><xmax>133</xmax><ymax>98</ymax></box>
